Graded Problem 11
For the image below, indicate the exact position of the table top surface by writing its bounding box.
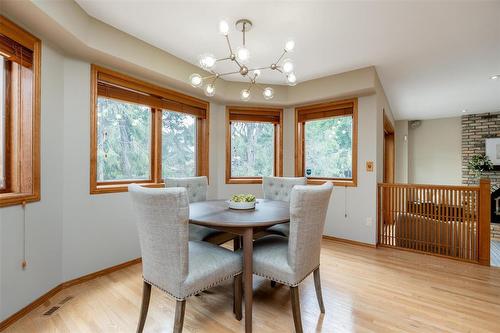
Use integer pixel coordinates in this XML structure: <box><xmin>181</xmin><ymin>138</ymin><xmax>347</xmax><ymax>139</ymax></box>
<box><xmin>189</xmin><ymin>199</ymin><xmax>290</xmax><ymax>228</ymax></box>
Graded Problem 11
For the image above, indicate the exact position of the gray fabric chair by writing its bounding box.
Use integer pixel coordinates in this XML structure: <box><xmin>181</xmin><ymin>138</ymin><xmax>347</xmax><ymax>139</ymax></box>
<box><xmin>252</xmin><ymin>182</ymin><xmax>333</xmax><ymax>333</ymax></box>
<box><xmin>165</xmin><ymin>176</ymin><xmax>226</xmax><ymax>243</ymax></box>
<box><xmin>129</xmin><ymin>185</ymin><xmax>243</xmax><ymax>333</ymax></box>
<box><xmin>263</xmin><ymin>176</ymin><xmax>307</xmax><ymax>237</ymax></box>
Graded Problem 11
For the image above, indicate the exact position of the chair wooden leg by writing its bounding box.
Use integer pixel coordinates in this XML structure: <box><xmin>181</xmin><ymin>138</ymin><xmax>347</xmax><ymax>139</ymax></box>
<box><xmin>137</xmin><ymin>281</ymin><xmax>152</xmax><ymax>333</ymax></box>
<box><xmin>313</xmin><ymin>268</ymin><xmax>325</xmax><ymax>313</ymax></box>
<box><xmin>234</xmin><ymin>273</ymin><xmax>242</xmax><ymax>320</ymax></box>
<box><xmin>173</xmin><ymin>300</ymin><xmax>186</xmax><ymax>333</ymax></box>
<box><xmin>290</xmin><ymin>286</ymin><xmax>303</xmax><ymax>333</ymax></box>
<box><xmin>233</xmin><ymin>236</ymin><xmax>241</xmax><ymax>251</ymax></box>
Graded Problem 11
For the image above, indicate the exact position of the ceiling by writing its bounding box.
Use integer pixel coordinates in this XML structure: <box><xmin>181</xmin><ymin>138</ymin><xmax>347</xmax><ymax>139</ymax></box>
<box><xmin>75</xmin><ymin>0</ymin><xmax>500</xmax><ymax>120</ymax></box>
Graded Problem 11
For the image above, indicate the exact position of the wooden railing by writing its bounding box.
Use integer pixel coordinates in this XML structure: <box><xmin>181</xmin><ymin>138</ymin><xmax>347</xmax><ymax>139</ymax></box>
<box><xmin>377</xmin><ymin>179</ymin><xmax>491</xmax><ymax>265</ymax></box>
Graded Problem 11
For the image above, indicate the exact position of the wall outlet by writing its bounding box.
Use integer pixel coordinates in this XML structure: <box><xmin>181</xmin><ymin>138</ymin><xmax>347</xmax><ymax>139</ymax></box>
<box><xmin>366</xmin><ymin>161</ymin><xmax>374</xmax><ymax>172</ymax></box>
<box><xmin>365</xmin><ymin>217</ymin><xmax>373</xmax><ymax>227</ymax></box>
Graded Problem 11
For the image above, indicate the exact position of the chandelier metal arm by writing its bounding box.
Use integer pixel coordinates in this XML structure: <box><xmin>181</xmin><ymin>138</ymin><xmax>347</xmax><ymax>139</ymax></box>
<box><xmin>217</xmin><ymin>70</ymin><xmax>243</xmax><ymax>77</ymax></box>
<box><xmin>274</xmin><ymin>49</ymin><xmax>287</xmax><ymax>65</ymax></box>
<box><xmin>225</xmin><ymin>35</ymin><xmax>234</xmax><ymax>55</ymax></box>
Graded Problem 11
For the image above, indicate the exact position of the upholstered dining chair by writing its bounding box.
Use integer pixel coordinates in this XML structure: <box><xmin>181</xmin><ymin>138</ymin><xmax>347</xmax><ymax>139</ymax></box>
<box><xmin>165</xmin><ymin>176</ymin><xmax>231</xmax><ymax>244</ymax></box>
<box><xmin>262</xmin><ymin>176</ymin><xmax>307</xmax><ymax>237</ymax></box>
<box><xmin>129</xmin><ymin>185</ymin><xmax>243</xmax><ymax>333</ymax></box>
<box><xmin>252</xmin><ymin>182</ymin><xmax>333</xmax><ymax>333</ymax></box>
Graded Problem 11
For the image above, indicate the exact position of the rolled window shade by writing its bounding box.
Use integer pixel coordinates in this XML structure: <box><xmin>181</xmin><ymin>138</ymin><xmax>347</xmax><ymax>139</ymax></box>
<box><xmin>97</xmin><ymin>81</ymin><xmax>207</xmax><ymax>119</ymax></box>
<box><xmin>228</xmin><ymin>109</ymin><xmax>281</xmax><ymax>124</ymax></box>
<box><xmin>0</xmin><ymin>34</ymin><xmax>33</xmax><ymax>68</ymax></box>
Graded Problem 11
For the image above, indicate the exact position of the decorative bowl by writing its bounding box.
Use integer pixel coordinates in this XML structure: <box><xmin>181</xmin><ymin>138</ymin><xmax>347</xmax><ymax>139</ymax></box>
<box><xmin>227</xmin><ymin>200</ymin><xmax>256</xmax><ymax>210</ymax></box>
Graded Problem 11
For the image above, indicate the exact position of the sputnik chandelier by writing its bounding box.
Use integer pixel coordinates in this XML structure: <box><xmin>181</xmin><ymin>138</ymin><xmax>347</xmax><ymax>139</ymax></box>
<box><xmin>189</xmin><ymin>19</ymin><xmax>297</xmax><ymax>101</ymax></box>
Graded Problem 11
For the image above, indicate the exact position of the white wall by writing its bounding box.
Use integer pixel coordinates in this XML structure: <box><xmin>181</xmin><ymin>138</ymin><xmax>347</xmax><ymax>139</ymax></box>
<box><xmin>0</xmin><ymin>43</ymin><xmax>65</xmax><ymax>320</ymax></box>
<box><xmin>407</xmin><ymin>117</ymin><xmax>462</xmax><ymax>185</ymax></box>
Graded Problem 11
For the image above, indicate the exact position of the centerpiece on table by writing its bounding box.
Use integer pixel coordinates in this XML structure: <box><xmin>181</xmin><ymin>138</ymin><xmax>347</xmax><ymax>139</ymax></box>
<box><xmin>228</xmin><ymin>194</ymin><xmax>257</xmax><ymax>210</ymax></box>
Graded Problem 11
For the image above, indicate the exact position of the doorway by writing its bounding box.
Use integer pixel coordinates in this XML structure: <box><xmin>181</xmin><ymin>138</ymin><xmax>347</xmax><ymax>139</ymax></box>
<box><xmin>383</xmin><ymin>111</ymin><xmax>395</xmax><ymax>183</ymax></box>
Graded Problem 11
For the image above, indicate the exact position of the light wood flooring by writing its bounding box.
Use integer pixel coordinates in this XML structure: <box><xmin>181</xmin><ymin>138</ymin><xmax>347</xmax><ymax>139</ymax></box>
<box><xmin>5</xmin><ymin>240</ymin><xmax>500</xmax><ymax>332</ymax></box>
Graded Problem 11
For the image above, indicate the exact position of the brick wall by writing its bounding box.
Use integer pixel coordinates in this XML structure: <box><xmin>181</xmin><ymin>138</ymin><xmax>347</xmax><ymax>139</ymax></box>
<box><xmin>461</xmin><ymin>112</ymin><xmax>500</xmax><ymax>188</ymax></box>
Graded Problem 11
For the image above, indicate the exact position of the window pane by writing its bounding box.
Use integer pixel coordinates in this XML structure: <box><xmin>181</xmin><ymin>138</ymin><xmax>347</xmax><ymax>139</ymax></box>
<box><xmin>97</xmin><ymin>97</ymin><xmax>151</xmax><ymax>181</ymax></box>
<box><xmin>162</xmin><ymin>110</ymin><xmax>196</xmax><ymax>178</ymax></box>
<box><xmin>305</xmin><ymin>116</ymin><xmax>353</xmax><ymax>179</ymax></box>
<box><xmin>0</xmin><ymin>57</ymin><xmax>5</xmax><ymax>190</ymax></box>
<box><xmin>231</xmin><ymin>121</ymin><xmax>274</xmax><ymax>177</ymax></box>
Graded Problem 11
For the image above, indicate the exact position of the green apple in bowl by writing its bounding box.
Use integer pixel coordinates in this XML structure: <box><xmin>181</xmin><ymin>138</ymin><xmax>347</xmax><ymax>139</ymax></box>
<box><xmin>228</xmin><ymin>194</ymin><xmax>257</xmax><ymax>210</ymax></box>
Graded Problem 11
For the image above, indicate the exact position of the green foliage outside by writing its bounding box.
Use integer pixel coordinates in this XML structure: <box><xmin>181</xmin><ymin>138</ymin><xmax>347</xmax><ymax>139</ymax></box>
<box><xmin>162</xmin><ymin>111</ymin><xmax>196</xmax><ymax>178</ymax></box>
<box><xmin>97</xmin><ymin>98</ymin><xmax>196</xmax><ymax>181</ymax></box>
<box><xmin>97</xmin><ymin>97</ymin><xmax>151</xmax><ymax>181</ymax></box>
<box><xmin>231</xmin><ymin>122</ymin><xmax>274</xmax><ymax>177</ymax></box>
<box><xmin>305</xmin><ymin>116</ymin><xmax>353</xmax><ymax>178</ymax></box>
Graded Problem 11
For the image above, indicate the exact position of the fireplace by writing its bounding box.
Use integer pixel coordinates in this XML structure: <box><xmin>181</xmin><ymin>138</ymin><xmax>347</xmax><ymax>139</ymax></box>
<box><xmin>491</xmin><ymin>187</ymin><xmax>500</xmax><ymax>224</ymax></box>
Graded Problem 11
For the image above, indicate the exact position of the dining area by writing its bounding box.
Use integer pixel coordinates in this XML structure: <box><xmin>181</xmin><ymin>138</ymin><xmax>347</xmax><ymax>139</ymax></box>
<box><xmin>129</xmin><ymin>176</ymin><xmax>333</xmax><ymax>333</ymax></box>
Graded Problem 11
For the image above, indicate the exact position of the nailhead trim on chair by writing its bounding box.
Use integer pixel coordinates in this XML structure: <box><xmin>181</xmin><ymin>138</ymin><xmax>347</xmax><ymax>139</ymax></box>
<box><xmin>253</xmin><ymin>265</ymin><xmax>319</xmax><ymax>287</ymax></box>
<box><xmin>143</xmin><ymin>270</ymin><xmax>243</xmax><ymax>301</ymax></box>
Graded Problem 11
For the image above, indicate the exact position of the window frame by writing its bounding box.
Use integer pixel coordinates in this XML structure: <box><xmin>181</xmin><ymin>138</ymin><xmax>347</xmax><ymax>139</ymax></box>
<box><xmin>295</xmin><ymin>98</ymin><xmax>358</xmax><ymax>187</ymax></box>
<box><xmin>225</xmin><ymin>106</ymin><xmax>283</xmax><ymax>184</ymax></box>
<box><xmin>90</xmin><ymin>65</ymin><xmax>209</xmax><ymax>194</ymax></box>
<box><xmin>0</xmin><ymin>16</ymin><xmax>41</xmax><ymax>207</ymax></box>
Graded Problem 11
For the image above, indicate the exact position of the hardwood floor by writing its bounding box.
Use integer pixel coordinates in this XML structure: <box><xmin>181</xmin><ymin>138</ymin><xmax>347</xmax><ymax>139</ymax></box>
<box><xmin>5</xmin><ymin>239</ymin><xmax>500</xmax><ymax>332</ymax></box>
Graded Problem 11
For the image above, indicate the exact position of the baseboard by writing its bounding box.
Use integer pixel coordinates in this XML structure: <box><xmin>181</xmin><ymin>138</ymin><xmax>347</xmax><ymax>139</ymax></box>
<box><xmin>322</xmin><ymin>235</ymin><xmax>377</xmax><ymax>248</ymax></box>
<box><xmin>0</xmin><ymin>257</ymin><xmax>142</xmax><ymax>331</ymax></box>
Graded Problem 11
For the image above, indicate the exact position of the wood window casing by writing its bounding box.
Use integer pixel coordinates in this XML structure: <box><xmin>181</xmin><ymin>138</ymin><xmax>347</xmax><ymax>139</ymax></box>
<box><xmin>295</xmin><ymin>98</ymin><xmax>358</xmax><ymax>186</ymax></box>
<box><xmin>0</xmin><ymin>16</ymin><xmax>41</xmax><ymax>207</ymax></box>
<box><xmin>225</xmin><ymin>106</ymin><xmax>283</xmax><ymax>184</ymax></box>
<box><xmin>90</xmin><ymin>65</ymin><xmax>209</xmax><ymax>194</ymax></box>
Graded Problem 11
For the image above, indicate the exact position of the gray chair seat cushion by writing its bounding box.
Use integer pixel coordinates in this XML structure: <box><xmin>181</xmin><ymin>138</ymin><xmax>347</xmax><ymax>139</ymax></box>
<box><xmin>252</xmin><ymin>235</ymin><xmax>302</xmax><ymax>286</ymax></box>
<box><xmin>266</xmin><ymin>222</ymin><xmax>290</xmax><ymax>237</ymax></box>
<box><xmin>189</xmin><ymin>224</ymin><xmax>223</xmax><ymax>241</ymax></box>
<box><xmin>157</xmin><ymin>240</ymin><xmax>242</xmax><ymax>300</ymax></box>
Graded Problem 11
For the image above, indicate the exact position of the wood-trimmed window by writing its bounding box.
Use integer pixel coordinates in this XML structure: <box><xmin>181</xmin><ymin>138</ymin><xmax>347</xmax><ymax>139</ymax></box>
<box><xmin>295</xmin><ymin>98</ymin><xmax>358</xmax><ymax>186</ymax></box>
<box><xmin>226</xmin><ymin>106</ymin><xmax>283</xmax><ymax>184</ymax></box>
<box><xmin>0</xmin><ymin>16</ymin><xmax>41</xmax><ymax>207</ymax></box>
<box><xmin>90</xmin><ymin>65</ymin><xmax>209</xmax><ymax>194</ymax></box>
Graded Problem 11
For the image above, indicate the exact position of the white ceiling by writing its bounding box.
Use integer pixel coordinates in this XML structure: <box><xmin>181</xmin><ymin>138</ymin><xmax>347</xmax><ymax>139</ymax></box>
<box><xmin>75</xmin><ymin>0</ymin><xmax>500</xmax><ymax>120</ymax></box>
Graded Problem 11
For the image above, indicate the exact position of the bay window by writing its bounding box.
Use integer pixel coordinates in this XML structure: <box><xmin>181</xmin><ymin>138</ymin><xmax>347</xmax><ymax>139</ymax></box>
<box><xmin>90</xmin><ymin>65</ymin><xmax>209</xmax><ymax>194</ymax></box>
<box><xmin>0</xmin><ymin>16</ymin><xmax>41</xmax><ymax>207</ymax></box>
<box><xmin>295</xmin><ymin>98</ymin><xmax>358</xmax><ymax>186</ymax></box>
<box><xmin>226</xmin><ymin>106</ymin><xmax>283</xmax><ymax>184</ymax></box>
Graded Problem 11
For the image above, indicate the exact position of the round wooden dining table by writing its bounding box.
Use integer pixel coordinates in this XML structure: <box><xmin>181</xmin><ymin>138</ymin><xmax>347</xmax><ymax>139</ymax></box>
<box><xmin>189</xmin><ymin>199</ymin><xmax>290</xmax><ymax>333</ymax></box>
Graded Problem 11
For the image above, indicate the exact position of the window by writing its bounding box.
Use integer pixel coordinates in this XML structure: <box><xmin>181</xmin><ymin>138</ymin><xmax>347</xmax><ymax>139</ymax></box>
<box><xmin>0</xmin><ymin>16</ymin><xmax>41</xmax><ymax>207</ymax></box>
<box><xmin>91</xmin><ymin>65</ymin><xmax>209</xmax><ymax>194</ymax></box>
<box><xmin>226</xmin><ymin>106</ymin><xmax>283</xmax><ymax>184</ymax></box>
<box><xmin>295</xmin><ymin>98</ymin><xmax>358</xmax><ymax>186</ymax></box>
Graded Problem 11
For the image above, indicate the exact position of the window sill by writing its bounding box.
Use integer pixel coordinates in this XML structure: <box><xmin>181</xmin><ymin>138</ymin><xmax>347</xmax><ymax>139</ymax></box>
<box><xmin>306</xmin><ymin>178</ymin><xmax>357</xmax><ymax>187</ymax></box>
<box><xmin>0</xmin><ymin>192</ymin><xmax>40</xmax><ymax>207</ymax></box>
<box><xmin>226</xmin><ymin>178</ymin><xmax>263</xmax><ymax>185</ymax></box>
<box><xmin>90</xmin><ymin>182</ymin><xmax>165</xmax><ymax>195</ymax></box>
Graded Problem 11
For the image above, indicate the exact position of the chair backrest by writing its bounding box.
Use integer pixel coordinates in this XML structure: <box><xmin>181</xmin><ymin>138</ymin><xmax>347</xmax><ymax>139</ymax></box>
<box><xmin>288</xmin><ymin>182</ymin><xmax>333</xmax><ymax>278</ymax></box>
<box><xmin>165</xmin><ymin>176</ymin><xmax>208</xmax><ymax>203</ymax></box>
<box><xmin>262</xmin><ymin>176</ymin><xmax>307</xmax><ymax>202</ymax></box>
<box><xmin>129</xmin><ymin>184</ymin><xmax>189</xmax><ymax>293</ymax></box>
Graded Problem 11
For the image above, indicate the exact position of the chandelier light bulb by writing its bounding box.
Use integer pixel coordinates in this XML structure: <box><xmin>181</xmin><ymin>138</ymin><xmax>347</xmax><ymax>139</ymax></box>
<box><xmin>204</xmin><ymin>84</ymin><xmax>215</xmax><ymax>97</ymax></box>
<box><xmin>236</xmin><ymin>46</ymin><xmax>250</xmax><ymax>63</ymax></box>
<box><xmin>199</xmin><ymin>54</ymin><xmax>217</xmax><ymax>70</ymax></box>
<box><xmin>189</xmin><ymin>73</ymin><xmax>203</xmax><ymax>88</ymax></box>
<box><xmin>263</xmin><ymin>87</ymin><xmax>274</xmax><ymax>100</ymax></box>
<box><xmin>253</xmin><ymin>69</ymin><xmax>261</xmax><ymax>77</ymax></box>
<box><xmin>240</xmin><ymin>89</ymin><xmax>251</xmax><ymax>101</ymax></box>
<box><xmin>282</xmin><ymin>59</ymin><xmax>294</xmax><ymax>74</ymax></box>
<box><xmin>219</xmin><ymin>20</ymin><xmax>229</xmax><ymax>36</ymax></box>
<box><xmin>285</xmin><ymin>39</ymin><xmax>295</xmax><ymax>52</ymax></box>
<box><xmin>287</xmin><ymin>73</ymin><xmax>297</xmax><ymax>86</ymax></box>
